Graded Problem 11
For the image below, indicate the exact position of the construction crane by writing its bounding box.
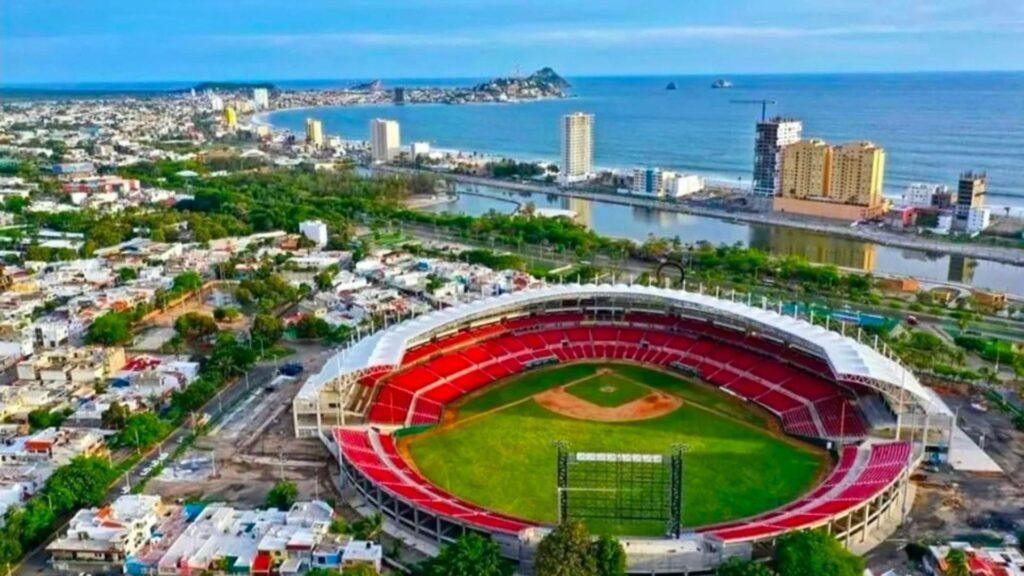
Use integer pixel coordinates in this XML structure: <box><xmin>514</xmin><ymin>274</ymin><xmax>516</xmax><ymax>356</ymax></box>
<box><xmin>730</xmin><ymin>99</ymin><xmax>777</xmax><ymax>121</ymax></box>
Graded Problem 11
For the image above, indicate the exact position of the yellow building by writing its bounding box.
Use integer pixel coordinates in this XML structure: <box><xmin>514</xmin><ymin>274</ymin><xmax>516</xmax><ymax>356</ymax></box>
<box><xmin>779</xmin><ymin>139</ymin><xmax>831</xmax><ymax>199</ymax></box>
<box><xmin>830</xmin><ymin>141</ymin><xmax>885</xmax><ymax>207</ymax></box>
<box><xmin>775</xmin><ymin>138</ymin><xmax>887</xmax><ymax>221</ymax></box>
<box><xmin>305</xmin><ymin>118</ymin><xmax>324</xmax><ymax>147</ymax></box>
<box><xmin>223</xmin><ymin>106</ymin><xmax>237</xmax><ymax>129</ymax></box>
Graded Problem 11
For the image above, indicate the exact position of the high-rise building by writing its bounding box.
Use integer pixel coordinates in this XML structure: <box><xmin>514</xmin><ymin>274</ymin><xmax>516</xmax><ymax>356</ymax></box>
<box><xmin>209</xmin><ymin>94</ymin><xmax>224</xmax><ymax>112</ymax></box>
<box><xmin>775</xmin><ymin>139</ymin><xmax>887</xmax><ymax>221</ymax></box>
<box><xmin>753</xmin><ymin>118</ymin><xmax>803</xmax><ymax>197</ymax></box>
<box><xmin>305</xmin><ymin>118</ymin><xmax>324</xmax><ymax>147</ymax></box>
<box><xmin>253</xmin><ymin>88</ymin><xmax>270</xmax><ymax>110</ymax></box>
<box><xmin>223</xmin><ymin>107</ymin><xmax>237</xmax><ymax>129</ymax></box>
<box><xmin>955</xmin><ymin>171</ymin><xmax>986</xmax><ymax>220</ymax></box>
<box><xmin>559</xmin><ymin>113</ymin><xmax>593</xmax><ymax>184</ymax></box>
<box><xmin>829</xmin><ymin>141</ymin><xmax>886</xmax><ymax>207</ymax></box>
<box><xmin>779</xmin><ymin>139</ymin><xmax>831</xmax><ymax>199</ymax></box>
<box><xmin>369</xmin><ymin>119</ymin><xmax>400</xmax><ymax>163</ymax></box>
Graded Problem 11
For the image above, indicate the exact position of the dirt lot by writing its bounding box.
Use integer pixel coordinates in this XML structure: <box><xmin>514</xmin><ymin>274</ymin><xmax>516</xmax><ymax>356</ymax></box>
<box><xmin>866</xmin><ymin>390</ymin><xmax>1024</xmax><ymax>574</ymax></box>
<box><xmin>145</xmin><ymin>342</ymin><xmax>340</xmax><ymax>507</ymax></box>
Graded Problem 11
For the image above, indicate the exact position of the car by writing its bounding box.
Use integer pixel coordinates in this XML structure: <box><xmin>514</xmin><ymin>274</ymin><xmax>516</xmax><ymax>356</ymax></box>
<box><xmin>120</xmin><ymin>485</ymin><xmax>131</xmax><ymax>495</ymax></box>
<box><xmin>278</xmin><ymin>362</ymin><xmax>304</xmax><ymax>376</ymax></box>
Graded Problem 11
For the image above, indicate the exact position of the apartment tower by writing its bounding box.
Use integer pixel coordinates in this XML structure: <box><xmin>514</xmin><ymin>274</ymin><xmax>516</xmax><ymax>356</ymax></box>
<box><xmin>559</xmin><ymin>113</ymin><xmax>593</xmax><ymax>184</ymax></box>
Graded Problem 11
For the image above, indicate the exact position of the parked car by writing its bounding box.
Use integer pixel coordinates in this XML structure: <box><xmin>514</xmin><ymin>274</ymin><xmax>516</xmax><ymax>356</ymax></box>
<box><xmin>279</xmin><ymin>362</ymin><xmax>304</xmax><ymax>376</ymax></box>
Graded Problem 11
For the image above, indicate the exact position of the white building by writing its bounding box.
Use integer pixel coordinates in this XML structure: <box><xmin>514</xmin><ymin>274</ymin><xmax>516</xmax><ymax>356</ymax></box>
<box><xmin>559</xmin><ymin>112</ymin><xmax>593</xmax><ymax>184</ymax></box>
<box><xmin>666</xmin><ymin>173</ymin><xmax>704</xmax><ymax>198</ymax></box>
<box><xmin>410</xmin><ymin>141</ymin><xmax>431</xmax><ymax>159</ymax></box>
<box><xmin>209</xmin><ymin>94</ymin><xmax>224</xmax><ymax>112</ymax></box>
<box><xmin>903</xmin><ymin>183</ymin><xmax>948</xmax><ymax>209</ymax></box>
<box><xmin>299</xmin><ymin>220</ymin><xmax>329</xmax><ymax>248</ymax></box>
<box><xmin>966</xmin><ymin>207</ymin><xmax>991</xmax><ymax>233</ymax></box>
<box><xmin>252</xmin><ymin>88</ymin><xmax>270</xmax><ymax>110</ymax></box>
<box><xmin>370</xmin><ymin>119</ymin><xmax>400</xmax><ymax>163</ymax></box>
<box><xmin>632</xmin><ymin>168</ymin><xmax>704</xmax><ymax>198</ymax></box>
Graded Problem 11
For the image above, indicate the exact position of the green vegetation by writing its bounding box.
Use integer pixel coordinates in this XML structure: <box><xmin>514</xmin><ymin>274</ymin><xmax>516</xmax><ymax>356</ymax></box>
<box><xmin>0</xmin><ymin>456</ymin><xmax>115</xmax><ymax>567</ymax></box>
<box><xmin>531</xmin><ymin>521</ymin><xmax>626</xmax><ymax>576</ymax></box>
<box><xmin>414</xmin><ymin>533</ymin><xmax>513</xmax><ymax>576</ymax></box>
<box><xmin>120</xmin><ymin>413</ymin><xmax>169</xmax><ymax>448</ymax></box>
<box><xmin>27</xmin><ymin>407</ymin><xmax>71</xmax><ymax>431</ymax></box>
<box><xmin>772</xmin><ymin>530</ymin><xmax>864</xmax><ymax>576</ymax></box>
<box><xmin>535</xmin><ymin>522</ymin><xmax>598</xmax><ymax>576</ymax></box>
<box><xmin>85</xmin><ymin>310</ymin><xmax>134</xmax><ymax>345</ymax></box>
<box><xmin>174</xmin><ymin>311</ymin><xmax>219</xmax><ymax>342</ymax></box>
<box><xmin>408</xmin><ymin>364</ymin><xmax>824</xmax><ymax>533</ymax></box>
<box><xmin>265</xmin><ymin>480</ymin><xmax>299</xmax><ymax>510</ymax></box>
<box><xmin>716</xmin><ymin>558</ymin><xmax>776</xmax><ymax>576</ymax></box>
<box><xmin>213</xmin><ymin>305</ymin><xmax>241</xmax><ymax>322</ymax></box>
<box><xmin>565</xmin><ymin>373</ymin><xmax>650</xmax><ymax>407</ymax></box>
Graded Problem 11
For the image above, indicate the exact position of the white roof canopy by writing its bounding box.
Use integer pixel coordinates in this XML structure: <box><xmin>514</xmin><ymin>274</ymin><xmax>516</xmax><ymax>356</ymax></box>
<box><xmin>298</xmin><ymin>284</ymin><xmax>950</xmax><ymax>415</ymax></box>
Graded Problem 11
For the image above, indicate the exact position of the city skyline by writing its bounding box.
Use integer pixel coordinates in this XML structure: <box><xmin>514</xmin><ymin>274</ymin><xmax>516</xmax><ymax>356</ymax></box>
<box><xmin>3</xmin><ymin>0</ymin><xmax>1024</xmax><ymax>84</ymax></box>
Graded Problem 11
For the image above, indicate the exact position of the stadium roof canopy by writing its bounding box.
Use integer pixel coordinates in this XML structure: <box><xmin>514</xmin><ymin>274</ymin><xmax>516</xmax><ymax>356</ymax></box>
<box><xmin>298</xmin><ymin>284</ymin><xmax>950</xmax><ymax>415</ymax></box>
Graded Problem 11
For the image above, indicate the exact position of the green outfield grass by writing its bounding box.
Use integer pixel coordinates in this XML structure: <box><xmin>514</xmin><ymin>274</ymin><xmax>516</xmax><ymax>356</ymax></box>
<box><xmin>565</xmin><ymin>372</ymin><xmax>650</xmax><ymax>407</ymax></box>
<box><xmin>406</xmin><ymin>363</ymin><xmax>828</xmax><ymax>536</ymax></box>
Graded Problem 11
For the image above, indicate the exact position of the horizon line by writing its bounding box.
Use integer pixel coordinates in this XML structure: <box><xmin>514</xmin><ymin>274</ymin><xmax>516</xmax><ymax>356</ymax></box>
<box><xmin>3</xmin><ymin>68</ymin><xmax>1024</xmax><ymax>89</ymax></box>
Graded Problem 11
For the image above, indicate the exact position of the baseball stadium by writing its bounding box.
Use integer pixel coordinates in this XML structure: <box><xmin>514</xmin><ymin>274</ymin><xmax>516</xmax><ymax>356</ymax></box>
<box><xmin>292</xmin><ymin>284</ymin><xmax>954</xmax><ymax>574</ymax></box>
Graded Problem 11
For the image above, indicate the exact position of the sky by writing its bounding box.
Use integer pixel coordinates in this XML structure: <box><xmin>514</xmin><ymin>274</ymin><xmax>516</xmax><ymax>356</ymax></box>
<box><xmin>3</xmin><ymin>0</ymin><xmax>1024</xmax><ymax>84</ymax></box>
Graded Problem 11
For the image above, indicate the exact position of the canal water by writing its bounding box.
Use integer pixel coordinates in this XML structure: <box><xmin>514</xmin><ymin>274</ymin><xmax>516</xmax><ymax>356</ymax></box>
<box><xmin>420</xmin><ymin>186</ymin><xmax>1023</xmax><ymax>293</ymax></box>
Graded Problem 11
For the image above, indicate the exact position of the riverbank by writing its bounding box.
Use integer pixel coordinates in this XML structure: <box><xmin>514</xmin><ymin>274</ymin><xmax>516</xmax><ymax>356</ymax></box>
<box><xmin>385</xmin><ymin>166</ymin><xmax>1024</xmax><ymax>267</ymax></box>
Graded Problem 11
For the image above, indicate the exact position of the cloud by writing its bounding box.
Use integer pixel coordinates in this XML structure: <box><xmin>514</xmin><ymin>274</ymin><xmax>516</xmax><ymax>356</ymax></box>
<box><xmin>192</xmin><ymin>20</ymin><xmax>1024</xmax><ymax>50</ymax></box>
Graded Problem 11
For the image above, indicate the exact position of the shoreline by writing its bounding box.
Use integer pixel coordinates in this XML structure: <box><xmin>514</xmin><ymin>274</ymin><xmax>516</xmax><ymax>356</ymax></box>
<box><xmin>385</xmin><ymin>166</ymin><xmax>1024</xmax><ymax>269</ymax></box>
<box><xmin>254</xmin><ymin>105</ymin><xmax>1024</xmax><ymax>214</ymax></box>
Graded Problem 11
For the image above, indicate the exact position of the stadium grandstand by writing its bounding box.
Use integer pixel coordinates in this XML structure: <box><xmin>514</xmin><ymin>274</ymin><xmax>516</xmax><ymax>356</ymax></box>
<box><xmin>293</xmin><ymin>283</ymin><xmax>954</xmax><ymax>573</ymax></box>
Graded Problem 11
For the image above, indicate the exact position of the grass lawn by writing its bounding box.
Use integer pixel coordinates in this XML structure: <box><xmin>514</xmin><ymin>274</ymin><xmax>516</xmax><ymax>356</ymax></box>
<box><xmin>565</xmin><ymin>373</ymin><xmax>650</xmax><ymax>407</ymax></box>
<box><xmin>408</xmin><ymin>363</ymin><xmax>827</xmax><ymax>535</ymax></box>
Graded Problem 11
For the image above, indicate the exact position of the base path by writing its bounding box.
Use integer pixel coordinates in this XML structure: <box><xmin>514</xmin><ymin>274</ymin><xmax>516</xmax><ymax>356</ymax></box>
<box><xmin>534</xmin><ymin>387</ymin><xmax>682</xmax><ymax>422</ymax></box>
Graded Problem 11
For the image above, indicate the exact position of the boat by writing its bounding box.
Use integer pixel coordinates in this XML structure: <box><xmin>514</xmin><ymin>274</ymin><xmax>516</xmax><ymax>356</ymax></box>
<box><xmin>711</xmin><ymin>79</ymin><xmax>734</xmax><ymax>89</ymax></box>
<box><xmin>665</xmin><ymin>82</ymin><xmax>677</xmax><ymax>90</ymax></box>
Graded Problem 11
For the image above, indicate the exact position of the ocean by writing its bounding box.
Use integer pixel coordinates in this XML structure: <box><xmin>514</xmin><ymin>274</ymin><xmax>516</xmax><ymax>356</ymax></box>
<box><xmin>264</xmin><ymin>72</ymin><xmax>1024</xmax><ymax>207</ymax></box>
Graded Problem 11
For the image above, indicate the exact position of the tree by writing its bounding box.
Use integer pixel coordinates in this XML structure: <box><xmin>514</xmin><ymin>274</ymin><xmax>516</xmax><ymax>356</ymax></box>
<box><xmin>117</xmin><ymin>267</ymin><xmax>138</xmax><ymax>282</ymax></box>
<box><xmin>265</xmin><ymin>480</ymin><xmax>298</xmax><ymax>510</ymax></box>
<box><xmin>716</xmin><ymin>557</ymin><xmax>776</xmax><ymax>576</ymax></box>
<box><xmin>251</xmin><ymin>313</ymin><xmax>283</xmax><ymax>346</ymax></box>
<box><xmin>773</xmin><ymin>530</ymin><xmax>862</xmax><ymax>576</ymax></box>
<box><xmin>86</xmin><ymin>311</ymin><xmax>133</xmax><ymax>345</ymax></box>
<box><xmin>944</xmin><ymin>548</ymin><xmax>970</xmax><ymax>576</ymax></box>
<box><xmin>347</xmin><ymin>513</ymin><xmax>383</xmax><ymax>542</ymax></box>
<box><xmin>213</xmin><ymin>306</ymin><xmax>241</xmax><ymax>322</ymax></box>
<box><xmin>44</xmin><ymin>456</ymin><xmax>115</xmax><ymax>511</ymax></box>
<box><xmin>121</xmin><ymin>413</ymin><xmax>168</xmax><ymax>448</ymax></box>
<box><xmin>417</xmin><ymin>533</ymin><xmax>512</xmax><ymax>576</ymax></box>
<box><xmin>592</xmin><ymin>535</ymin><xmax>626</xmax><ymax>576</ymax></box>
<box><xmin>174</xmin><ymin>312</ymin><xmax>219</xmax><ymax>342</ymax></box>
<box><xmin>534</xmin><ymin>521</ymin><xmax>596</xmax><ymax>576</ymax></box>
<box><xmin>294</xmin><ymin>315</ymin><xmax>331</xmax><ymax>340</ymax></box>
<box><xmin>172</xmin><ymin>271</ymin><xmax>204</xmax><ymax>293</ymax></box>
<box><xmin>101</xmin><ymin>401</ymin><xmax>131</xmax><ymax>430</ymax></box>
<box><xmin>27</xmin><ymin>408</ymin><xmax>68</xmax><ymax>431</ymax></box>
